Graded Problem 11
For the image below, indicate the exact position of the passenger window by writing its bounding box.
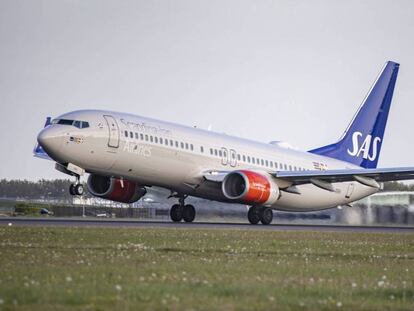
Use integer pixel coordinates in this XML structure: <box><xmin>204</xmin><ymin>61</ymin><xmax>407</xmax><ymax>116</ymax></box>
<box><xmin>247</xmin><ymin>156</ymin><xmax>251</xmax><ymax>163</ymax></box>
<box><xmin>150</xmin><ymin>136</ymin><xmax>153</xmax><ymax>142</ymax></box>
<box><xmin>170</xmin><ymin>140</ymin><xmax>174</xmax><ymax>146</ymax></box>
<box><xmin>214</xmin><ymin>149</ymin><xmax>218</xmax><ymax>156</ymax></box>
<box><xmin>165</xmin><ymin>139</ymin><xmax>168</xmax><ymax>146</ymax></box>
<box><xmin>154</xmin><ymin>137</ymin><xmax>158</xmax><ymax>143</ymax></box>
<box><xmin>160</xmin><ymin>138</ymin><xmax>163</xmax><ymax>144</ymax></box>
<box><xmin>289</xmin><ymin>165</ymin><xmax>292</xmax><ymax>171</ymax></box>
<box><xmin>185</xmin><ymin>143</ymin><xmax>189</xmax><ymax>149</ymax></box>
<box><xmin>130</xmin><ymin>132</ymin><xmax>133</xmax><ymax>138</ymax></box>
<box><xmin>219</xmin><ymin>150</ymin><xmax>222</xmax><ymax>157</ymax></box>
<box><xmin>252</xmin><ymin>158</ymin><xmax>255</xmax><ymax>164</ymax></box>
<box><xmin>265</xmin><ymin>160</ymin><xmax>269</xmax><ymax>167</ymax></box>
<box><xmin>190</xmin><ymin>144</ymin><xmax>194</xmax><ymax>151</ymax></box>
<box><xmin>180</xmin><ymin>142</ymin><xmax>184</xmax><ymax>149</ymax></box>
<box><xmin>270</xmin><ymin>161</ymin><xmax>273</xmax><ymax>168</ymax></box>
<box><xmin>145</xmin><ymin>135</ymin><xmax>149</xmax><ymax>141</ymax></box>
<box><xmin>175</xmin><ymin>141</ymin><xmax>179</xmax><ymax>148</ymax></box>
<box><xmin>261</xmin><ymin>159</ymin><xmax>264</xmax><ymax>166</ymax></box>
<box><xmin>237</xmin><ymin>154</ymin><xmax>241</xmax><ymax>161</ymax></box>
<box><xmin>275</xmin><ymin>162</ymin><xmax>278</xmax><ymax>169</ymax></box>
<box><xmin>135</xmin><ymin>133</ymin><xmax>138</xmax><ymax>139</ymax></box>
<box><xmin>200</xmin><ymin>146</ymin><xmax>204</xmax><ymax>153</ymax></box>
<box><xmin>140</xmin><ymin>133</ymin><xmax>144</xmax><ymax>140</ymax></box>
<box><xmin>242</xmin><ymin>155</ymin><xmax>246</xmax><ymax>162</ymax></box>
<box><xmin>210</xmin><ymin>148</ymin><xmax>213</xmax><ymax>155</ymax></box>
<box><xmin>124</xmin><ymin>130</ymin><xmax>128</xmax><ymax>137</ymax></box>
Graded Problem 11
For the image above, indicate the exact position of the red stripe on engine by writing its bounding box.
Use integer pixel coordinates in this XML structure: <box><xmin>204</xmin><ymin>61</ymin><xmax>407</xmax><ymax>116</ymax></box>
<box><xmin>239</xmin><ymin>170</ymin><xmax>271</xmax><ymax>204</ymax></box>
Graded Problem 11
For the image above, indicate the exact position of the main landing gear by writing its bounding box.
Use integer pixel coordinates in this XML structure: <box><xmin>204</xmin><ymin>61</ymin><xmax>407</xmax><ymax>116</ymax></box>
<box><xmin>170</xmin><ymin>196</ymin><xmax>196</xmax><ymax>223</ymax></box>
<box><xmin>69</xmin><ymin>175</ymin><xmax>84</xmax><ymax>196</ymax></box>
<box><xmin>248</xmin><ymin>206</ymin><xmax>273</xmax><ymax>225</ymax></box>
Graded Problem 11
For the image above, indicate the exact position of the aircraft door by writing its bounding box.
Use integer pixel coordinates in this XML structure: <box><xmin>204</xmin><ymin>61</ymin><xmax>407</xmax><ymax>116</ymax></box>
<box><xmin>221</xmin><ymin>147</ymin><xmax>228</xmax><ymax>166</ymax></box>
<box><xmin>103</xmin><ymin>115</ymin><xmax>120</xmax><ymax>148</ymax></box>
<box><xmin>345</xmin><ymin>183</ymin><xmax>354</xmax><ymax>199</ymax></box>
<box><xmin>229</xmin><ymin>149</ymin><xmax>237</xmax><ymax>167</ymax></box>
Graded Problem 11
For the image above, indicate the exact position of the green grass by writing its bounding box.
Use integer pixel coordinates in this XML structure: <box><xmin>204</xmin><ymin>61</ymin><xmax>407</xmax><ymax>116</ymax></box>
<box><xmin>0</xmin><ymin>226</ymin><xmax>413</xmax><ymax>310</ymax></box>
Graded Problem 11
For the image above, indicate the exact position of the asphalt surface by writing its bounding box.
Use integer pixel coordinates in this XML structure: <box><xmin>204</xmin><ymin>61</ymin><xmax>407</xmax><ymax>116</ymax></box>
<box><xmin>1</xmin><ymin>217</ymin><xmax>414</xmax><ymax>233</ymax></box>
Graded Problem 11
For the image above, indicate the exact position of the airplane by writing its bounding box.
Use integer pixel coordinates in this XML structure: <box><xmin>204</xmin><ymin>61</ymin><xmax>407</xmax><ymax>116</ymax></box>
<box><xmin>34</xmin><ymin>61</ymin><xmax>414</xmax><ymax>225</ymax></box>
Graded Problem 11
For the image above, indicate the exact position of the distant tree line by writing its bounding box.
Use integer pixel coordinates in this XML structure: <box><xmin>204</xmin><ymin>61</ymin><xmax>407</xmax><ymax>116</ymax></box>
<box><xmin>0</xmin><ymin>179</ymin><xmax>413</xmax><ymax>200</ymax></box>
<box><xmin>382</xmin><ymin>181</ymin><xmax>414</xmax><ymax>192</ymax></box>
<box><xmin>0</xmin><ymin>179</ymin><xmax>88</xmax><ymax>200</ymax></box>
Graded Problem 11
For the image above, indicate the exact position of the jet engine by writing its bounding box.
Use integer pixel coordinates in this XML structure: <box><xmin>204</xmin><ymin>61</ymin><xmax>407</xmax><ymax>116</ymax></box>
<box><xmin>222</xmin><ymin>170</ymin><xmax>280</xmax><ymax>205</ymax></box>
<box><xmin>87</xmin><ymin>174</ymin><xmax>146</xmax><ymax>203</ymax></box>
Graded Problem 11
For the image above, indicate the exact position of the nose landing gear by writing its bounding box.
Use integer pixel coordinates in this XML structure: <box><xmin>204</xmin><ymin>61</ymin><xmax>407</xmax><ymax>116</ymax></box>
<box><xmin>169</xmin><ymin>195</ymin><xmax>196</xmax><ymax>223</ymax></box>
<box><xmin>69</xmin><ymin>175</ymin><xmax>84</xmax><ymax>196</ymax></box>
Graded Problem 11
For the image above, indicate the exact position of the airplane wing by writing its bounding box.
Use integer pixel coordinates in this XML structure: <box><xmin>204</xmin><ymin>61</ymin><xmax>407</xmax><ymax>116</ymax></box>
<box><xmin>273</xmin><ymin>167</ymin><xmax>414</xmax><ymax>183</ymax></box>
<box><xmin>271</xmin><ymin>167</ymin><xmax>414</xmax><ymax>192</ymax></box>
<box><xmin>33</xmin><ymin>117</ymin><xmax>52</xmax><ymax>160</ymax></box>
<box><xmin>203</xmin><ymin>167</ymin><xmax>414</xmax><ymax>192</ymax></box>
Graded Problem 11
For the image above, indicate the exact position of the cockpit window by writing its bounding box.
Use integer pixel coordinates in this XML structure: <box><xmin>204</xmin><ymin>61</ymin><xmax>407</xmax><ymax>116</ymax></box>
<box><xmin>51</xmin><ymin>119</ymin><xmax>90</xmax><ymax>129</ymax></box>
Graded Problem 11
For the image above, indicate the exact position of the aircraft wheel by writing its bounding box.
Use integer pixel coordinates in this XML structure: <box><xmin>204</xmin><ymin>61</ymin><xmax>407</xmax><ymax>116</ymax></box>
<box><xmin>74</xmin><ymin>184</ymin><xmax>84</xmax><ymax>196</ymax></box>
<box><xmin>170</xmin><ymin>204</ymin><xmax>183</xmax><ymax>222</ymax></box>
<box><xmin>69</xmin><ymin>184</ymin><xmax>76</xmax><ymax>196</ymax></box>
<box><xmin>260</xmin><ymin>207</ymin><xmax>273</xmax><ymax>225</ymax></box>
<box><xmin>247</xmin><ymin>206</ymin><xmax>261</xmax><ymax>224</ymax></box>
<box><xmin>183</xmin><ymin>204</ymin><xmax>196</xmax><ymax>223</ymax></box>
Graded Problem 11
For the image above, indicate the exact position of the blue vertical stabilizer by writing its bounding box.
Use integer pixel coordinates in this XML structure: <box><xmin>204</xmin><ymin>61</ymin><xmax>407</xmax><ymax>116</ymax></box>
<box><xmin>309</xmin><ymin>61</ymin><xmax>400</xmax><ymax>168</ymax></box>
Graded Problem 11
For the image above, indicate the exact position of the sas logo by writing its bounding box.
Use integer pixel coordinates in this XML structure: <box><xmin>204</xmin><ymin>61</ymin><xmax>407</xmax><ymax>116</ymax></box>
<box><xmin>347</xmin><ymin>132</ymin><xmax>381</xmax><ymax>161</ymax></box>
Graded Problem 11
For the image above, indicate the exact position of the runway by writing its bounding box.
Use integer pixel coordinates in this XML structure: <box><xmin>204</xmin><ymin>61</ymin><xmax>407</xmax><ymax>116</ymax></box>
<box><xmin>1</xmin><ymin>217</ymin><xmax>414</xmax><ymax>233</ymax></box>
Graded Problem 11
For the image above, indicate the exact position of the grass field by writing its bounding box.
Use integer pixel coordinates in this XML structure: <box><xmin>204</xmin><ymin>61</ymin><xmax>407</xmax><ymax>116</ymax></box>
<box><xmin>0</xmin><ymin>226</ymin><xmax>413</xmax><ymax>310</ymax></box>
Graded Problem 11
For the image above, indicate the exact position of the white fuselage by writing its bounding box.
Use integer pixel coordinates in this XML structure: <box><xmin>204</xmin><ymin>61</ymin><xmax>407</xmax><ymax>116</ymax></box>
<box><xmin>40</xmin><ymin>110</ymin><xmax>378</xmax><ymax>211</ymax></box>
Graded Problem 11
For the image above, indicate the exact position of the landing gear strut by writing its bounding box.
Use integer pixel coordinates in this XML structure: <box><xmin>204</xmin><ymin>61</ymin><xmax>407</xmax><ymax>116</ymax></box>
<box><xmin>248</xmin><ymin>206</ymin><xmax>273</xmax><ymax>225</ymax></box>
<box><xmin>69</xmin><ymin>175</ymin><xmax>84</xmax><ymax>196</ymax></box>
<box><xmin>169</xmin><ymin>195</ymin><xmax>196</xmax><ymax>223</ymax></box>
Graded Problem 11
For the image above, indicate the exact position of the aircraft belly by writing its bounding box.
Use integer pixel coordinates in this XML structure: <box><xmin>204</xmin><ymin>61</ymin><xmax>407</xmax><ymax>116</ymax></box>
<box><xmin>273</xmin><ymin>182</ymin><xmax>378</xmax><ymax>211</ymax></box>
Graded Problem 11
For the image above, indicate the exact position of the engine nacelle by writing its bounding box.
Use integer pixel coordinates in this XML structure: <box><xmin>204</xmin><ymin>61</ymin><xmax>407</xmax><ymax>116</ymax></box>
<box><xmin>222</xmin><ymin>170</ymin><xmax>280</xmax><ymax>205</ymax></box>
<box><xmin>87</xmin><ymin>174</ymin><xmax>146</xmax><ymax>204</ymax></box>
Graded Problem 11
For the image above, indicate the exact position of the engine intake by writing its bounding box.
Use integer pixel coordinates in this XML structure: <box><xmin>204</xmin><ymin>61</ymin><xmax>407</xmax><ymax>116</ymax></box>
<box><xmin>222</xmin><ymin>170</ymin><xmax>280</xmax><ymax>205</ymax></box>
<box><xmin>87</xmin><ymin>174</ymin><xmax>146</xmax><ymax>203</ymax></box>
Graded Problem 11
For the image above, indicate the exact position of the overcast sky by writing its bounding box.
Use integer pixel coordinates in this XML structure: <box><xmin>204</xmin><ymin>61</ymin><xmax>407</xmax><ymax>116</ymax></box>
<box><xmin>1</xmin><ymin>0</ymin><xmax>414</xmax><ymax>180</ymax></box>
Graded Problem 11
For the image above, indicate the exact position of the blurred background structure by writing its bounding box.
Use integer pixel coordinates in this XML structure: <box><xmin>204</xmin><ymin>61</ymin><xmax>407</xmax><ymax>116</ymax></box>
<box><xmin>1</xmin><ymin>179</ymin><xmax>413</xmax><ymax>225</ymax></box>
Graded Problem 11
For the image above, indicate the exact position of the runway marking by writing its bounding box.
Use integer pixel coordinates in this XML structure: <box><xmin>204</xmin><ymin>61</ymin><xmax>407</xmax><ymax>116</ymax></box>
<box><xmin>1</xmin><ymin>217</ymin><xmax>413</xmax><ymax>233</ymax></box>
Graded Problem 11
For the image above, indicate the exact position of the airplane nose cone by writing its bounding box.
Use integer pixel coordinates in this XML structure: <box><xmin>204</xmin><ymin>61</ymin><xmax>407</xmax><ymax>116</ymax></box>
<box><xmin>37</xmin><ymin>127</ymin><xmax>63</xmax><ymax>159</ymax></box>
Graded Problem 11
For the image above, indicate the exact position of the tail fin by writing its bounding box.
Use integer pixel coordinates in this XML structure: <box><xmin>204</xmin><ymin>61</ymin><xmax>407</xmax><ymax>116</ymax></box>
<box><xmin>309</xmin><ymin>61</ymin><xmax>400</xmax><ymax>168</ymax></box>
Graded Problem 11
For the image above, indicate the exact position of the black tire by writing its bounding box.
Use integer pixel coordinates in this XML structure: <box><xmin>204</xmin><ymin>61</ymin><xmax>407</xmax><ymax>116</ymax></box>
<box><xmin>69</xmin><ymin>184</ymin><xmax>76</xmax><ymax>196</ymax></box>
<box><xmin>260</xmin><ymin>207</ymin><xmax>273</xmax><ymax>225</ymax></box>
<box><xmin>170</xmin><ymin>204</ymin><xmax>183</xmax><ymax>222</ymax></box>
<box><xmin>183</xmin><ymin>204</ymin><xmax>196</xmax><ymax>223</ymax></box>
<box><xmin>247</xmin><ymin>206</ymin><xmax>261</xmax><ymax>224</ymax></box>
<box><xmin>74</xmin><ymin>184</ymin><xmax>84</xmax><ymax>196</ymax></box>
